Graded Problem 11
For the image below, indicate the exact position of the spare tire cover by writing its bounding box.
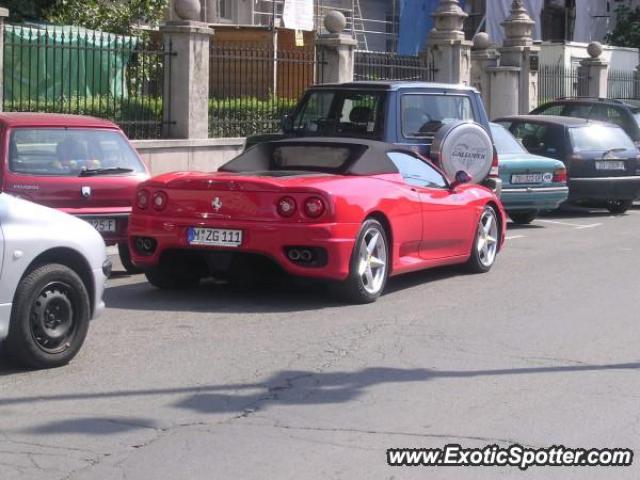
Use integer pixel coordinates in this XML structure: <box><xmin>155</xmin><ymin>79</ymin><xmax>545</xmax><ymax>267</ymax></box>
<box><xmin>430</xmin><ymin>121</ymin><xmax>493</xmax><ymax>184</ymax></box>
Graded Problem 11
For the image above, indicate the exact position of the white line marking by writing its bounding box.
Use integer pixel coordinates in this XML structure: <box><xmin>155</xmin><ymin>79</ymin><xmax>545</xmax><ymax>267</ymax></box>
<box><xmin>538</xmin><ymin>219</ymin><xmax>602</xmax><ymax>229</ymax></box>
<box><xmin>506</xmin><ymin>235</ymin><xmax>526</xmax><ymax>240</ymax></box>
<box><xmin>576</xmin><ymin>223</ymin><xmax>603</xmax><ymax>230</ymax></box>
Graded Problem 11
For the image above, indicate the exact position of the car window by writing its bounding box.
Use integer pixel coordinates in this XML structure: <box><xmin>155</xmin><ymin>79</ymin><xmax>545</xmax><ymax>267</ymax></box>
<box><xmin>387</xmin><ymin>151</ymin><xmax>448</xmax><ymax>188</ymax></box>
<box><xmin>295</xmin><ymin>91</ymin><xmax>333</xmax><ymax>131</ymax></box>
<box><xmin>401</xmin><ymin>94</ymin><xmax>473</xmax><ymax>138</ymax></box>
<box><xmin>535</xmin><ymin>103</ymin><xmax>564</xmax><ymax>115</ymax></box>
<box><xmin>562</xmin><ymin>103</ymin><xmax>592</xmax><ymax>118</ymax></box>
<box><xmin>8</xmin><ymin>128</ymin><xmax>145</xmax><ymax>176</ymax></box>
<box><xmin>508</xmin><ymin>122</ymin><xmax>563</xmax><ymax>158</ymax></box>
<box><xmin>629</xmin><ymin>108</ymin><xmax>640</xmax><ymax>127</ymax></box>
<box><xmin>490</xmin><ymin>124</ymin><xmax>526</xmax><ymax>155</ymax></box>
<box><xmin>569</xmin><ymin>125</ymin><xmax>635</xmax><ymax>151</ymax></box>
<box><xmin>590</xmin><ymin>106</ymin><xmax>631</xmax><ymax>132</ymax></box>
<box><xmin>335</xmin><ymin>93</ymin><xmax>384</xmax><ymax>136</ymax></box>
<box><xmin>291</xmin><ymin>90</ymin><xmax>385</xmax><ymax>139</ymax></box>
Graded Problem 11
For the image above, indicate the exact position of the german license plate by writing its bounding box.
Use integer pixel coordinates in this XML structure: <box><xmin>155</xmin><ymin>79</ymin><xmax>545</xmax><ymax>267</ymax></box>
<box><xmin>511</xmin><ymin>173</ymin><xmax>543</xmax><ymax>184</ymax></box>
<box><xmin>188</xmin><ymin>227</ymin><xmax>242</xmax><ymax>247</ymax></box>
<box><xmin>595</xmin><ymin>161</ymin><xmax>625</xmax><ymax>171</ymax></box>
<box><xmin>86</xmin><ymin>218</ymin><xmax>117</xmax><ymax>233</ymax></box>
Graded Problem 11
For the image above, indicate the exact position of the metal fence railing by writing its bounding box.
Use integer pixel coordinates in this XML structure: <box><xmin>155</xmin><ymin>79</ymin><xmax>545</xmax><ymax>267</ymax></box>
<box><xmin>3</xmin><ymin>25</ymin><xmax>175</xmax><ymax>139</ymax></box>
<box><xmin>354</xmin><ymin>51</ymin><xmax>436</xmax><ymax>82</ymax></box>
<box><xmin>607</xmin><ymin>69</ymin><xmax>639</xmax><ymax>100</ymax></box>
<box><xmin>538</xmin><ymin>64</ymin><xmax>584</xmax><ymax>104</ymax></box>
<box><xmin>208</xmin><ymin>43</ymin><xmax>325</xmax><ymax>138</ymax></box>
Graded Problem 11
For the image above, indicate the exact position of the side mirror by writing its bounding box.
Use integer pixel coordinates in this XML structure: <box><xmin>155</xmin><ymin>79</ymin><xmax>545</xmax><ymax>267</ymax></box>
<box><xmin>281</xmin><ymin>115</ymin><xmax>294</xmax><ymax>133</ymax></box>
<box><xmin>450</xmin><ymin>170</ymin><xmax>472</xmax><ymax>190</ymax></box>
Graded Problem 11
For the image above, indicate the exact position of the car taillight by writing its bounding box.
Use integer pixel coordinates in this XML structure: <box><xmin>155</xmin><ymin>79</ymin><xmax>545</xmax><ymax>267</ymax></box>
<box><xmin>490</xmin><ymin>148</ymin><xmax>499</xmax><ymax>177</ymax></box>
<box><xmin>304</xmin><ymin>197</ymin><xmax>325</xmax><ymax>218</ymax></box>
<box><xmin>136</xmin><ymin>190</ymin><xmax>150</xmax><ymax>209</ymax></box>
<box><xmin>277</xmin><ymin>196</ymin><xmax>296</xmax><ymax>217</ymax></box>
<box><xmin>552</xmin><ymin>167</ymin><xmax>567</xmax><ymax>183</ymax></box>
<box><xmin>152</xmin><ymin>191</ymin><xmax>168</xmax><ymax>211</ymax></box>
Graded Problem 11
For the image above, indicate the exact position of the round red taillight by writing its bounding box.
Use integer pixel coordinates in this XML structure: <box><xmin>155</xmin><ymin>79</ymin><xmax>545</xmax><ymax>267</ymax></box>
<box><xmin>304</xmin><ymin>197</ymin><xmax>325</xmax><ymax>218</ymax></box>
<box><xmin>136</xmin><ymin>190</ymin><xmax>150</xmax><ymax>209</ymax></box>
<box><xmin>277</xmin><ymin>196</ymin><xmax>297</xmax><ymax>217</ymax></box>
<box><xmin>152</xmin><ymin>191</ymin><xmax>168</xmax><ymax>210</ymax></box>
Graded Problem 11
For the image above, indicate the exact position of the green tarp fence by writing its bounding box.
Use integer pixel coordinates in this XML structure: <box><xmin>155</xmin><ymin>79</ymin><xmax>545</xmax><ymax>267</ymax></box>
<box><xmin>4</xmin><ymin>24</ymin><xmax>139</xmax><ymax>103</ymax></box>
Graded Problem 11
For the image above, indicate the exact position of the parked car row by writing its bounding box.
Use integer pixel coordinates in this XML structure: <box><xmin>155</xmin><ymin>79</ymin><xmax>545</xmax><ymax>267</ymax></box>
<box><xmin>2</xmin><ymin>86</ymin><xmax>640</xmax><ymax>370</ymax></box>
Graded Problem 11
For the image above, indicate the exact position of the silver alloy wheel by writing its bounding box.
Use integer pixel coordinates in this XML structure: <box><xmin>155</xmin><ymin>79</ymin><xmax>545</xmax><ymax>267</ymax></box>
<box><xmin>357</xmin><ymin>227</ymin><xmax>387</xmax><ymax>295</ymax></box>
<box><xmin>477</xmin><ymin>209</ymin><xmax>498</xmax><ymax>268</ymax></box>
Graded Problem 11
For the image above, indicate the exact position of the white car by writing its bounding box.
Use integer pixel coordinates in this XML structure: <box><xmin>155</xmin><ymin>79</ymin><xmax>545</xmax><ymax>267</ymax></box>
<box><xmin>0</xmin><ymin>193</ymin><xmax>109</xmax><ymax>369</ymax></box>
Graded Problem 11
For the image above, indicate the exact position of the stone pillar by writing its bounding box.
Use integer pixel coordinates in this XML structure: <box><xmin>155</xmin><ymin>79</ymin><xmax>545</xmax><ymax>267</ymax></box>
<box><xmin>498</xmin><ymin>0</ymin><xmax>540</xmax><ymax>113</ymax></box>
<box><xmin>470</xmin><ymin>32</ymin><xmax>499</xmax><ymax>114</ymax></box>
<box><xmin>0</xmin><ymin>8</ymin><xmax>9</xmax><ymax>112</ymax></box>
<box><xmin>486</xmin><ymin>67</ymin><xmax>520</xmax><ymax>119</ymax></box>
<box><xmin>423</xmin><ymin>0</ymin><xmax>472</xmax><ymax>85</ymax></box>
<box><xmin>316</xmin><ymin>11</ymin><xmax>357</xmax><ymax>84</ymax></box>
<box><xmin>161</xmin><ymin>1</ymin><xmax>211</xmax><ymax>139</ymax></box>
<box><xmin>578</xmin><ymin>42</ymin><xmax>609</xmax><ymax>98</ymax></box>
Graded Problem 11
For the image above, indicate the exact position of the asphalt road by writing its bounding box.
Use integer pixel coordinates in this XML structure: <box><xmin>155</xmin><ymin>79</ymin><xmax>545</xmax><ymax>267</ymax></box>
<box><xmin>1</xmin><ymin>205</ymin><xmax>639</xmax><ymax>480</ymax></box>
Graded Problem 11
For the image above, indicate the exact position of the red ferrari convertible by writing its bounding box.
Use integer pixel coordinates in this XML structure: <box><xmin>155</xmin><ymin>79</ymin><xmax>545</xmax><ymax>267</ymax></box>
<box><xmin>128</xmin><ymin>139</ymin><xmax>506</xmax><ymax>303</ymax></box>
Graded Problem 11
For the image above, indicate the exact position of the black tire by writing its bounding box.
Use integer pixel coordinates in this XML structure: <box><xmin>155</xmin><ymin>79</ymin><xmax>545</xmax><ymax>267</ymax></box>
<box><xmin>4</xmin><ymin>264</ymin><xmax>91</xmax><ymax>369</ymax></box>
<box><xmin>508</xmin><ymin>210</ymin><xmax>538</xmax><ymax>225</ymax></box>
<box><xmin>144</xmin><ymin>264</ymin><xmax>202</xmax><ymax>290</ymax></box>
<box><xmin>118</xmin><ymin>243</ymin><xmax>142</xmax><ymax>275</ymax></box>
<box><xmin>606</xmin><ymin>199</ymin><xmax>632</xmax><ymax>214</ymax></box>
<box><xmin>465</xmin><ymin>205</ymin><xmax>499</xmax><ymax>274</ymax></box>
<box><xmin>337</xmin><ymin>219</ymin><xmax>390</xmax><ymax>304</ymax></box>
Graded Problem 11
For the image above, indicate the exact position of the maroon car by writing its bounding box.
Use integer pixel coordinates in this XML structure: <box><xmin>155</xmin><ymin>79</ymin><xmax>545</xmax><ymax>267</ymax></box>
<box><xmin>0</xmin><ymin>113</ymin><xmax>150</xmax><ymax>272</ymax></box>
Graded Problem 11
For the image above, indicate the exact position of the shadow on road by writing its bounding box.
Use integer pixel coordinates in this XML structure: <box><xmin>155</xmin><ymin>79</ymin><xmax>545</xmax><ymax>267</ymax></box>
<box><xmin>104</xmin><ymin>277</ymin><xmax>342</xmax><ymax>314</ymax></box>
<box><xmin>1</xmin><ymin>363</ymin><xmax>637</xmax><ymax>429</ymax></box>
<box><xmin>25</xmin><ymin>416</ymin><xmax>158</xmax><ymax>435</ymax></box>
<box><xmin>103</xmin><ymin>264</ymin><xmax>464</xmax><ymax>314</ymax></box>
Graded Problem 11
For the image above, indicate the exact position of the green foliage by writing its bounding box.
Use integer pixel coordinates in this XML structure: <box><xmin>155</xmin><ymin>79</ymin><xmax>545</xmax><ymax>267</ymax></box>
<box><xmin>606</xmin><ymin>5</ymin><xmax>640</xmax><ymax>49</ymax></box>
<box><xmin>3</xmin><ymin>95</ymin><xmax>299</xmax><ymax>139</ymax></box>
<box><xmin>46</xmin><ymin>0</ymin><xmax>169</xmax><ymax>35</ymax></box>
<box><xmin>3</xmin><ymin>0</ymin><xmax>57</xmax><ymax>22</ymax></box>
<box><xmin>3</xmin><ymin>96</ymin><xmax>164</xmax><ymax>139</ymax></box>
<box><xmin>209</xmin><ymin>97</ymin><xmax>299</xmax><ymax>138</ymax></box>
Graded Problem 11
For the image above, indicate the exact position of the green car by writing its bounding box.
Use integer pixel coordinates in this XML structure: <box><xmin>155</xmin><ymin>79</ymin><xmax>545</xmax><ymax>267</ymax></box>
<box><xmin>491</xmin><ymin>123</ymin><xmax>569</xmax><ymax>224</ymax></box>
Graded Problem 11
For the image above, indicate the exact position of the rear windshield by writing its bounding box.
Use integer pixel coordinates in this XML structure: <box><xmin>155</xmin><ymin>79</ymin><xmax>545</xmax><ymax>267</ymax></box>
<box><xmin>490</xmin><ymin>124</ymin><xmax>526</xmax><ymax>155</ymax></box>
<box><xmin>291</xmin><ymin>90</ymin><xmax>385</xmax><ymax>139</ymax></box>
<box><xmin>401</xmin><ymin>94</ymin><xmax>474</xmax><ymax>138</ymax></box>
<box><xmin>569</xmin><ymin>125</ymin><xmax>636</xmax><ymax>151</ymax></box>
<box><xmin>221</xmin><ymin>142</ymin><xmax>368</xmax><ymax>174</ymax></box>
<box><xmin>9</xmin><ymin>128</ymin><xmax>145</xmax><ymax>176</ymax></box>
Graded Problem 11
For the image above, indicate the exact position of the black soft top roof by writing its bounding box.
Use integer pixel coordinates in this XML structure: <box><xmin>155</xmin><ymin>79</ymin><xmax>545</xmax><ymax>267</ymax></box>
<box><xmin>220</xmin><ymin>138</ymin><xmax>411</xmax><ymax>176</ymax></box>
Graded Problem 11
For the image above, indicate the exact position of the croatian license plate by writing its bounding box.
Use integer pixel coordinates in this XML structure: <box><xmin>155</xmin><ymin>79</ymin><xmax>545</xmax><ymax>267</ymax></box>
<box><xmin>188</xmin><ymin>227</ymin><xmax>243</xmax><ymax>247</ymax></box>
<box><xmin>595</xmin><ymin>161</ymin><xmax>625</xmax><ymax>171</ymax></box>
<box><xmin>86</xmin><ymin>218</ymin><xmax>117</xmax><ymax>233</ymax></box>
<box><xmin>511</xmin><ymin>173</ymin><xmax>543</xmax><ymax>184</ymax></box>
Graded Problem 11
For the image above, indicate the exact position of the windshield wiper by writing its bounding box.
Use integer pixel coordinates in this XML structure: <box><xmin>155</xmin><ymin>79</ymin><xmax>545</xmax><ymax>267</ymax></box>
<box><xmin>79</xmin><ymin>167</ymin><xmax>134</xmax><ymax>177</ymax></box>
<box><xmin>601</xmin><ymin>147</ymin><xmax>627</xmax><ymax>158</ymax></box>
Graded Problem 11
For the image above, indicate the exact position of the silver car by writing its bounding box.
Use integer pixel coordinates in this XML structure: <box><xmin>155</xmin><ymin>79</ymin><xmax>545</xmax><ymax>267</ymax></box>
<box><xmin>0</xmin><ymin>193</ymin><xmax>109</xmax><ymax>369</ymax></box>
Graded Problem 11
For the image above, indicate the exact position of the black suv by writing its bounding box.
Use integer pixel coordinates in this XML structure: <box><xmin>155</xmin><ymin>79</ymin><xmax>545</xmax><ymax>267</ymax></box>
<box><xmin>531</xmin><ymin>97</ymin><xmax>640</xmax><ymax>145</ymax></box>
<box><xmin>245</xmin><ymin>82</ymin><xmax>501</xmax><ymax>193</ymax></box>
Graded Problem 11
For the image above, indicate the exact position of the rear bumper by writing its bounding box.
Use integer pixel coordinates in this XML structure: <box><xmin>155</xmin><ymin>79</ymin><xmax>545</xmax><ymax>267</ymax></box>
<box><xmin>569</xmin><ymin>176</ymin><xmax>640</xmax><ymax>201</ymax></box>
<box><xmin>128</xmin><ymin>215</ymin><xmax>359</xmax><ymax>281</ymax></box>
<box><xmin>501</xmin><ymin>186</ymin><xmax>569</xmax><ymax>211</ymax></box>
